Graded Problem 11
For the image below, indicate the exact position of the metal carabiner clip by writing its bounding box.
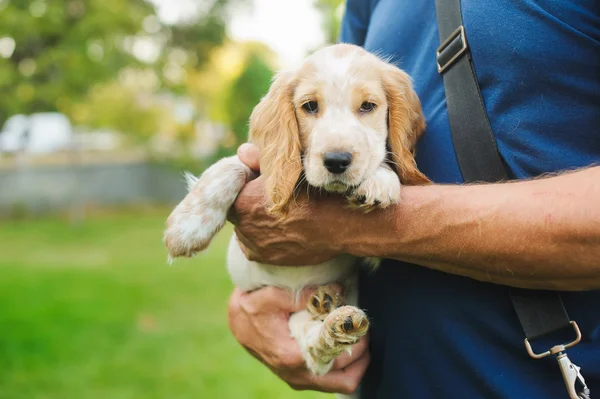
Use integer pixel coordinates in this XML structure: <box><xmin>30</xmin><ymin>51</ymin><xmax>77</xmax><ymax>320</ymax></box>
<box><xmin>556</xmin><ymin>352</ymin><xmax>591</xmax><ymax>399</ymax></box>
<box><xmin>524</xmin><ymin>321</ymin><xmax>591</xmax><ymax>399</ymax></box>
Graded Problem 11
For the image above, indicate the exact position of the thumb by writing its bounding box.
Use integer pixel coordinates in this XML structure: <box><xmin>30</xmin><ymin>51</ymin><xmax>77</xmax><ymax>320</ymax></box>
<box><xmin>241</xmin><ymin>286</ymin><xmax>298</xmax><ymax>313</ymax></box>
<box><xmin>237</xmin><ymin>143</ymin><xmax>260</xmax><ymax>172</ymax></box>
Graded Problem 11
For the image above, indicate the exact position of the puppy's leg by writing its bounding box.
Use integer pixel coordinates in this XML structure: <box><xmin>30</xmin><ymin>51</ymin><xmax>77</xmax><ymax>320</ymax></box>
<box><xmin>290</xmin><ymin>289</ymin><xmax>369</xmax><ymax>377</ymax></box>
<box><xmin>289</xmin><ymin>310</ymin><xmax>332</xmax><ymax>375</ymax></box>
<box><xmin>163</xmin><ymin>156</ymin><xmax>256</xmax><ymax>259</ymax></box>
<box><xmin>307</xmin><ymin>306</ymin><xmax>369</xmax><ymax>372</ymax></box>
<box><xmin>347</xmin><ymin>163</ymin><xmax>401</xmax><ymax>211</ymax></box>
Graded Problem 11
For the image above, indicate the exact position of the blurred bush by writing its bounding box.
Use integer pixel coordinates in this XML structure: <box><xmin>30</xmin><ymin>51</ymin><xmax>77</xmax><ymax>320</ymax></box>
<box><xmin>0</xmin><ymin>0</ymin><xmax>347</xmax><ymax>163</ymax></box>
<box><xmin>0</xmin><ymin>0</ymin><xmax>249</xmax><ymax>145</ymax></box>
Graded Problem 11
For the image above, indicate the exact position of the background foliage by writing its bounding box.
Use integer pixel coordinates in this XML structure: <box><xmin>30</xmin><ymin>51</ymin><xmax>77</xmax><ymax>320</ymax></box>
<box><xmin>0</xmin><ymin>0</ymin><xmax>344</xmax><ymax>153</ymax></box>
<box><xmin>0</xmin><ymin>0</ymin><xmax>254</xmax><ymax>143</ymax></box>
<box><xmin>0</xmin><ymin>1</ymin><xmax>348</xmax><ymax>397</ymax></box>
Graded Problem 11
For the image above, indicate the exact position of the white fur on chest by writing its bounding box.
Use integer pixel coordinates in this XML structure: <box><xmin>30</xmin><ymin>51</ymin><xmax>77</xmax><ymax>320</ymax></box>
<box><xmin>227</xmin><ymin>235</ymin><xmax>358</xmax><ymax>293</ymax></box>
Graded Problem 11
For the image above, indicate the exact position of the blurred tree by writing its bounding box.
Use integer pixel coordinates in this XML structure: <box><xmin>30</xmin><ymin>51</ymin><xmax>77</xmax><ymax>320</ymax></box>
<box><xmin>0</xmin><ymin>0</ymin><xmax>150</xmax><ymax>123</ymax></box>
<box><xmin>70</xmin><ymin>82</ymin><xmax>162</xmax><ymax>142</ymax></box>
<box><xmin>0</xmin><ymin>0</ymin><xmax>243</xmax><ymax>133</ymax></box>
<box><xmin>218</xmin><ymin>49</ymin><xmax>273</xmax><ymax>157</ymax></box>
<box><xmin>314</xmin><ymin>0</ymin><xmax>345</xmax><ymax>44</ymax></box>
<box><xmin>185</xmin><ymin>42</ymin><xmax>249</xmax><ymax>125</ymax></box>
<box><xmin>185</xmin><ymin>41</ymin><xmax>275</xmax><ymax>160</ymax></box>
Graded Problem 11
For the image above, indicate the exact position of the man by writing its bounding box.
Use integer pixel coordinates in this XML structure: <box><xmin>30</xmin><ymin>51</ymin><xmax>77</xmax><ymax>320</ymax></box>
<box><xmin>227</xmin><ymin>0</ymin><xmax>600</xmax><ymax>397</ymax></box>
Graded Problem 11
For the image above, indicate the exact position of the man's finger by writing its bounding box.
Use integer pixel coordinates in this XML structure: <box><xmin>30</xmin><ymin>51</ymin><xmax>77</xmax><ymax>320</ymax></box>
<box><xmin>332</xmin><ymin>333</ymin><xmax>369</xmax><ymax>370</ymax></box>
<box><xmin>234</xmin><ymin>231</ymin><xmax>260</xmax><ymax>261</ymax></box>
<box><xmin>228</xmin><ymin>287</ymin><xmax>244</xmax><ymax>313</ymax></box>
<box><xmin>242</xmin><ymin>285</ymin><xmax>299</xmax><ymax>313</ymax></box>
<box><xmin>237</xmin><ymin>143</ymin><xmax>260</xmax><ymax>172</ymax></box>
<box><xmin>234</xmin><ymin>229</ymin><xmax>252</xmax><ymax>249</ymax></box>
<box><xmin>309</xmin><ymin>351</ymin><xmax>371</xmax><ymax>394</ymax></box>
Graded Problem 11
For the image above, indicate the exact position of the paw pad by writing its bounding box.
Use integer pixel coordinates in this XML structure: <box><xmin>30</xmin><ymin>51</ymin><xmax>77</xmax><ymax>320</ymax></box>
<box><xmin>342</xmin><ymin>316</ymin><xmax>354</xmax><ymax>333</ymax></box>
<box><xmin>327</xmin><ymin>306</ymin><xmax>369</xmax><ymax>344</ymax></box>
<box><xmin>307</xmin><ymin>286</ymin><xmax>342</xmax><ymax>320</ymax></box>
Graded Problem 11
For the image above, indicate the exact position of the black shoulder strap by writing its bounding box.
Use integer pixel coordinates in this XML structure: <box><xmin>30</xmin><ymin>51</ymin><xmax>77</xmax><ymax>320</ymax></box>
<box><xmin>434</xmin><ymin>1</ymin><xmax>508</xmax><ymax>183</ymax></box>
<box><xmin>433</xmin><ymin>0</ymin><xmax>576</xmax><ymax>352</ymax></box>
<box><xmin>433</xmin><ymin>4</ymin><xmax>592</xmax><ymax>397</ymax></box>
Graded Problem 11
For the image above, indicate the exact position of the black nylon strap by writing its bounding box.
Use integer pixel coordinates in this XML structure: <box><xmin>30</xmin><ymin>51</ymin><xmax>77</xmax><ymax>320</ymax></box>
<box><xmin>434</xmin><ymin>0</ymin><xmax>572</xmax><ymax>341</ymax></box>
<box><xmin>510</xmin><ymin>288</ymin><xmax>571</xmax><ymax>340</ymax></box>
<box><xmin>435</xmin><ymin>0</ymin><xmax>508</xmax><ymax>183</ymax></box>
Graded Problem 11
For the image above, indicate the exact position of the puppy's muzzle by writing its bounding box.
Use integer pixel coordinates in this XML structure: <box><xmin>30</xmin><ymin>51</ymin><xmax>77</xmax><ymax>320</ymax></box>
<box><xmin>323</xmin><ymin>152</ymin><xmax>352</xmax><ymax>174</ymax></box>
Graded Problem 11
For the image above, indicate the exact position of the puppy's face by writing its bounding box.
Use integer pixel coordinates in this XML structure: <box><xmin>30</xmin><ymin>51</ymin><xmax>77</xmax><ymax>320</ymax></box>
<box><xmin>294</xmin><ymin>48</ymin><xmax>389</xmax><ymax>192</ymax></box>
<box><xmin>249</xmin><ymin>44</ymin><xmax>429</xmax><ymax>214</ymax></box>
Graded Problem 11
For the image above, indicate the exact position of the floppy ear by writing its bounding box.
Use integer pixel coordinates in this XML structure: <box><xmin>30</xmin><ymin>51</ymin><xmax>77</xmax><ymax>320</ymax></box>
<box><xmin>249</xmin><ymin>72</ymin><xmax>303</xmax><ymax>215</ymax></box>
<box><xmin>382</xmin><ymin>67</ymin><xmax>431</xmax><ymax>185</ymax></box>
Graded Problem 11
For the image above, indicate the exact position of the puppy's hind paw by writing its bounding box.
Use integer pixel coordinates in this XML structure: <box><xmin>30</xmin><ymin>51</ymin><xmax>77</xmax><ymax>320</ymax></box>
<box><xmin>324</xmin><ymin>306</ymin><xmax>369</xmax><ymax>346</ymax></box>
<box><xmin>307</xmin><ymin>285</ymin><xmax>342</xmax><ymax>321</ymax></box>
<box><xmin>306</xmin><ymin>306</ymin><xmax>369</xmax><ymax>375</ymax></box>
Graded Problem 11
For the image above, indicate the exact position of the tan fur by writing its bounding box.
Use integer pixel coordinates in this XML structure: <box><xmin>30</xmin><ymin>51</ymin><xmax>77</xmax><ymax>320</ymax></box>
<box><xmin>248</xmin><ymin>44</ymin><xmax>429</xmax><ymax>217</ymax></box>
<box><xmin>382</xmin><ymin>67</ymin><xmax>431</xmax><ymax>185</ymax></box>
<box><xmin>249</xmin><ymin>72</ymin><xmax>303</xmax><ymax>215</ymax></box>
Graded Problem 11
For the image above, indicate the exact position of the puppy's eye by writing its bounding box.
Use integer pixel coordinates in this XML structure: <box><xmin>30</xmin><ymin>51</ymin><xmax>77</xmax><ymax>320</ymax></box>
<box><xmin>359</xmin><ymin>102</ymin><xmax>376</xmax><ymax>113</ymax></box>
<box><xmin>302</xmin><ymin>101</ymin><xmax>319</xmax><ymax>114</ymax></box>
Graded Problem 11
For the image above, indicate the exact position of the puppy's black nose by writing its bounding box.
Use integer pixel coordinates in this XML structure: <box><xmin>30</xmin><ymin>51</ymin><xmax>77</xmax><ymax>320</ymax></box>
<box><xmin>323</xmin><ymin>152</ymin><xmax>352</xmax><ymax>174</ymax></box>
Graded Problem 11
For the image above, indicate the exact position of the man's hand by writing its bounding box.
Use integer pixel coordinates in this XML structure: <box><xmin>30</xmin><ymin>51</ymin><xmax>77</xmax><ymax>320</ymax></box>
<box><xmin>230</xmin><ymin>143</ymin><xmax>347</xmax><ymax>266</ymax></box>
<box><xmin>228</xmin><ymin>285</ymin><xmax>370</xmax><ymax>394</ymax></box>
<box><xmin>231</xmin><ymin>145</ymin><xmax>600</xmax><ymax>290</ymax></box>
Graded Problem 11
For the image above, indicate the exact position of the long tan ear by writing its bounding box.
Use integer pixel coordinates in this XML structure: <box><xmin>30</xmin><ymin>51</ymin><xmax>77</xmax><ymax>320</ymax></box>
<box><xmin>248</xmin><ymin>72</ymin><xmax>302</xmax><ymax>214</ymax></box>
<box><xmin>382</xmin><ymin>67</ymin><xmax>430</xmax><ymax>185</ymax></box>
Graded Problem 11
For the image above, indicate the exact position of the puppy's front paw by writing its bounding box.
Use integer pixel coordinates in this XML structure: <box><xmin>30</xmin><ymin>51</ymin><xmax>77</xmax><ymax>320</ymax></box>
<box><xmin>347</xmin><ymin>166</ymin><xmax>401</xmax><ymax>211</ymax></box>
<box><xmin>163</xmin><ymin>157</ymin><xmax>253</xmax><ymax>262</ymax></box>
<box><xmin>163</xmin><ymin>203</ymin><xmax>226</xmax><ymax>260</ymax></box>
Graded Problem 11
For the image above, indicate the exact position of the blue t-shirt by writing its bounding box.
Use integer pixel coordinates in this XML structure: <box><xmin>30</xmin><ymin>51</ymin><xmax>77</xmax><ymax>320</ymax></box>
<box><xmin>340</xmin><ymin>1</ymin><xmax>600</xmax><ymax>397</ymax></box>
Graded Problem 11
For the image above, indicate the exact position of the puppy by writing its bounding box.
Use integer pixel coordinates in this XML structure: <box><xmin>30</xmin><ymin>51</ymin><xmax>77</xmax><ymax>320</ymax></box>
<box><xmin>164</xmin><ymin>43</ymin><xmax>429</xmax><ymax>397</ymax></box>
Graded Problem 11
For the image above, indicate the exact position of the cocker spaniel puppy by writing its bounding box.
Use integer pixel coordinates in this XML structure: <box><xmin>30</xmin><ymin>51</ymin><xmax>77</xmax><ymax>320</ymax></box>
<box><xmin>164</xmin><ymin>43</ymin><xmax>429</xmax><ymax>396</ymax></box>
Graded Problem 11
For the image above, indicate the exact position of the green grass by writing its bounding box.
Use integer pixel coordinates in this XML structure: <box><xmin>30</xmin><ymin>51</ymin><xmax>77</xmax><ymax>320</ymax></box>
<box><xmin>0</xmin><ymin>208</ymin><xmax>330</xmax><ymax>399</ymax></box>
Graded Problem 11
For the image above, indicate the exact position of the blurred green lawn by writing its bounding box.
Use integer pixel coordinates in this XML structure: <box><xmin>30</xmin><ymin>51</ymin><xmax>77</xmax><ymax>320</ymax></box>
<box><xmin>0</xmin><ymin>208</ymin><xmax>330</xmax><ymax>399</ymax></box>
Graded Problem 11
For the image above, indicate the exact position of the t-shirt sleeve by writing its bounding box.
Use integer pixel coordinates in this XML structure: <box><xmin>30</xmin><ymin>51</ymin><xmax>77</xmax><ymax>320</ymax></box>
<box><xmin>339</xmin><ymin>0</ymin><xmax>373</xmax><ymax>46</ymax></box>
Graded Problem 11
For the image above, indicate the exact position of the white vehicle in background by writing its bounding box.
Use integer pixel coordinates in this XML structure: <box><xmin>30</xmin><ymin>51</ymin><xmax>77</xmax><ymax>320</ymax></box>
<box><xmin>0</xmin><ymin>112</ymin><xmax>73</xmax><ymax>154</ymax></box>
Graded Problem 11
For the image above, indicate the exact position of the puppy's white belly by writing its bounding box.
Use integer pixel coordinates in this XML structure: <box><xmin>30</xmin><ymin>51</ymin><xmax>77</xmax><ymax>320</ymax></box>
<box><xmin>227</xmin><ymin>235</ymin><xmax>357</xmax><ymax>292</ymax></box>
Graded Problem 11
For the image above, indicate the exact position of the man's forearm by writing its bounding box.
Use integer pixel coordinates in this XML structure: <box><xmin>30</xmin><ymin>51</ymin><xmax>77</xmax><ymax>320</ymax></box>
<box><xmin>344</xmin><ymin>166</ymin><xmax>600</xmax><ymax>290</ymax></box>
